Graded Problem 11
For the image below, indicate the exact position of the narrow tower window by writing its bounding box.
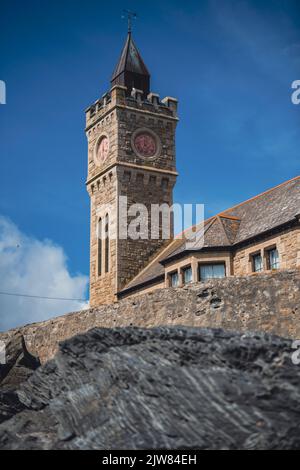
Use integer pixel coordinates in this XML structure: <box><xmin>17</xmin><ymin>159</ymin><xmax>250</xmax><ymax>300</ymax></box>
<box><xmin>105</xmin><ymin>213</ymin><xmax>110</xmax><ymax>273</ymax></box>
<box><xmin>97</xmin><ymin>218</ymin><xmax>102</xmax><ymax>277</ymax></box>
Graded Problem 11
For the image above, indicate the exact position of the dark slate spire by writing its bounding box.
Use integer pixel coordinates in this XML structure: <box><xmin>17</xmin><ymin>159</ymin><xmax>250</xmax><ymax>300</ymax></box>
<box><xmin>111</xmin><ymin>32</ymin><xmax>150</xmax><ymax>97</ymax></box>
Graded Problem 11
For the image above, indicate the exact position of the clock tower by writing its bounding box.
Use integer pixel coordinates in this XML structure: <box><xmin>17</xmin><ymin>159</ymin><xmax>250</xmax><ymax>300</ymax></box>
<box><xmin>86</xmin><ymin>31</ymin><xmax>179</xmax><ymax>306</ymax></box>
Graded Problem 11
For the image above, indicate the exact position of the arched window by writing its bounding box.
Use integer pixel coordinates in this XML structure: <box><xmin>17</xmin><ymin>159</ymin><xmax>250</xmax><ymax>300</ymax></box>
<box><xmin>97</xmin><ymin>218</ymin><xmax>102</xmax><ymax>277</ymax></box>
<box><xmin>104</xmin><ymin>213</ymin><xmax>109</xmax><ymax>273</ymax></box>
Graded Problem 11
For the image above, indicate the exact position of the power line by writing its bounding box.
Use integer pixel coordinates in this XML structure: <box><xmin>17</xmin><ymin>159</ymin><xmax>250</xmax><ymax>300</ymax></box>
<box><xmin>0</xmin><ymin>291</ymin><xmax>87</xmax><ymax>302</ymax></box>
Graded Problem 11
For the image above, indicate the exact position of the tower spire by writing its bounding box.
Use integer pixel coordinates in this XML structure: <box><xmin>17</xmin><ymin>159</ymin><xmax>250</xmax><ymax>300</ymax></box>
<box><xmin>111</xmin><ymin>17</ymin><xmax>150</xmax><ymax>97</ymax></box>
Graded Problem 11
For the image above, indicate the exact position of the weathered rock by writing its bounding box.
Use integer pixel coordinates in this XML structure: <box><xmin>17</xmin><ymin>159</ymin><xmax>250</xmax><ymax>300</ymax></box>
<box><xmin>0</xmin><ymin>333</ymin><xmax>40</xmax><ymax>424</ymax></box>
<box><xmin>0</xmin><ymin>326</ymin><xmax>299</xmax><ymax>450</ymax></box>
<box><xmin>0</xmin><ymin>390</ymin><xmax>25</xmax><ymax>425</ymax></box>
<box><xmin>0</xmin><ymin>333</ymin><xmax>40</xmax><ymax>391</ymax></box>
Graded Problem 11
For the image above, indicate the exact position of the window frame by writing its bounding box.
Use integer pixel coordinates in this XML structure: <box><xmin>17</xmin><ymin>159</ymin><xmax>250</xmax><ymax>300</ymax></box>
<box><xmin>267</xmin><ymin>247</ymin><xmax>280</xmax><ymax>270</ymax></box>
<box><xmin>169</xmin><ymin>270</ymin><xmax>179</xmax><ymax>288</ymax></box>
<box><xmin>104</xmin><ymin>214</ymin><xmax>110</xmax><ymax>274</ymax></box>
<box><xmin>97</xmin><ymin>218</ymin><xmax>102</xmax><ymax>277</ymax></box>
<box><xmin>182</xmin><ymin>265</ymin><xmax>193</xmax><ymax>285</ymax></box>
<box><xmin>251</xmin><ymin>252</ymin><xmax>263</xmax><ymax>273</ymax></box>
<box><xmin>198</xmin><ymin>262</ymin><xmax>226</xmax><ymax>281</ymax></box>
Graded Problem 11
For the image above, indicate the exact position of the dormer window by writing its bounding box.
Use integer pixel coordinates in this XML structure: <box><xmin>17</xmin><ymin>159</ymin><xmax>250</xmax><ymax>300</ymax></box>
<box><xmin>199</xmin><ymin>263</ymin><xmax>226</xmax><ymax>281</ymax></box>
<box><xmin>182</xmin><ymin>266</ymin><xmax>192</xmax><ymax>284</ymax></box>
<box><xmin>169</xmin><ymin>271</ymin><xmax>179</xmax><ymax>287</ymax></box>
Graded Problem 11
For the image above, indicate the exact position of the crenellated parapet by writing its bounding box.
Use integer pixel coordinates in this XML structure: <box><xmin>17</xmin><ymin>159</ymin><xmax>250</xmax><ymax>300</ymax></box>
<box><xmin>86</xmin><ymin>85</ymin><xmax>178</xmax><ymax>130</ymax></box>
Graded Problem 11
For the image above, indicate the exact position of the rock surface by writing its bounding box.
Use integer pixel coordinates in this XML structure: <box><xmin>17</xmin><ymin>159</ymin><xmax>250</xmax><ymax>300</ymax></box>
<box><xmin>0</xmin><ymin>333</ymin><xmax>40</xmax><ymax>424</ymax></box>
<box><xmin>0</xmin><ymin>333</ymin><xmax>40</xmax><ymax>390</ymax></box>
<box><xmin>0</xmin><ymin>326</ymin><xmax>299</xmax><ymax>450</ymax></box>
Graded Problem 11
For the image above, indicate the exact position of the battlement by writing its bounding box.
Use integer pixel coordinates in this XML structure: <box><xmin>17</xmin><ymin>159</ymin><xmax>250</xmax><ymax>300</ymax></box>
<box><xmin>86</xmin><ymin>85</ymin><xmax>178</xmax><ymax>129</ymax></box>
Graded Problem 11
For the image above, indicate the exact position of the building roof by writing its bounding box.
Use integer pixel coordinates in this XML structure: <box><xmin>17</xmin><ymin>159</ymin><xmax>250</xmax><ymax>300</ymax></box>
<box><xmin>111</xmin><ymin>32</ymin><xmax>150</xmax><ymax>96</ymax></box>
<box><xmin>120</xmin><ymin>176</ymin><xmax>300</xmax><ymax>295</ymax></box>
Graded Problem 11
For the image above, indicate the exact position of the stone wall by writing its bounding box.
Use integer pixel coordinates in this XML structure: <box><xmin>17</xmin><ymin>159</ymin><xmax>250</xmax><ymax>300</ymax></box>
<box><xmin>233</xmin><ymin>226</ymin><xmax>300</xmax><ymax>275</ymax></box>
<box><xmin>128</xmin><ymin>225</ymin><xmax>300</xmax><ymax>301</ymax></box>
<box><xmin>118</xmin><ymin>167</ymin><xmax>176</xmax><ymax>288</ymax></box>
<box><xmin>0</xmin><ymin>269</ymin><xmax>299</xmax><ymax>364</ymax></box>
<box><xmin>89</xmin><ymin>168</ymin><xmax>118</xmax><ymax>306</ymax></box>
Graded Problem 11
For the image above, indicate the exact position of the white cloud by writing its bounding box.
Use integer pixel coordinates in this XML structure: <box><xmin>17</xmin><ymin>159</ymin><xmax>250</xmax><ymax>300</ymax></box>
<box><xmin>0</xmin><ymin>216</ymin><xmax>89</xmax><ymax>331</ymax></box>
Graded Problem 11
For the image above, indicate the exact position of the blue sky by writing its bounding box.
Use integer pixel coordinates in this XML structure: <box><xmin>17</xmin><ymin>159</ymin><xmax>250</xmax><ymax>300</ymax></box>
<box><xmin>0</xmin><ymin>0</ymin><xmax>299</xmax><ymax>327</ymax></box>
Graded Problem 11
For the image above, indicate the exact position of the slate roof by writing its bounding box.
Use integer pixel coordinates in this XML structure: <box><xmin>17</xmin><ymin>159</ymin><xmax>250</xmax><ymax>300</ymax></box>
<box><xmin>111</xmin><ymin>32</ymin><xmax>150</xmax><ymax>82</ymax></box>
<box><xmin>120</xmin><ymin>176</ymin><xmax>300</xmax><ymax>294</ymax></box>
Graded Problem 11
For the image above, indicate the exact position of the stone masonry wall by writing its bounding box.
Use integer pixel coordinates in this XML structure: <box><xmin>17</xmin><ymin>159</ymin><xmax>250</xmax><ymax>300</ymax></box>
<box><xmin>118</xmin><ymin>166</ymin><xmax>176</xmax><ymax>288</ymax></box>
<box><xmin>233</xmin><ymin>226</ymin><xmax>300</xmax><ymax>275</ymax></box>
<box><xmin>86</xmin><ymin>85</ymin><xmax>179</xmax><ymax>306</ymax></box>
<box><xmin>0</xmin><ymin>269</ymin><xmax>299</xmax><ymax>363</ymax></box>
<box><xmin>89</xmin><ymin>168</ymin><xmax>118</xmax><ymax>306</ymax></box>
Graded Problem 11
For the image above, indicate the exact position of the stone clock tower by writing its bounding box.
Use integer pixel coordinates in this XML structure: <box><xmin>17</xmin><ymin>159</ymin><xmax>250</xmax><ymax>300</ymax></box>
<box><xmin>86</xmin><ymin>32</ymin><xmax>179</xmax><ymax>306</ymax></box>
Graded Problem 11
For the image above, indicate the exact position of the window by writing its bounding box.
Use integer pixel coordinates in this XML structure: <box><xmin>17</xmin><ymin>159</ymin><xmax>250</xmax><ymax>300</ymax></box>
<box><xmin>182</xmin><ymin>266</ymin><xmax>192</xmax><ymax>284</ymax></box>
<box><xmin>252</xmin><ymin>253</ymin><xmax>263</xmax><ymax>273</ymax></box>
<box><xmin>268</xmin><ymin>248</ymin><xmax>280</xmax><ymax>270</ymax></box>
<box><xmin>162</xmin><ymin>178</ymin><xmax>169</xmax><ymax>190</ymax></box>
<box><xmin>199</xmin><ymin>263</ymin><xmax>226</xmax><ymax>281</ymax></box>
<box><xmin>123</xmin><ymin>171</ymin><xmax>131</xmax><ymax>182</ymax></box>
<box><xmin>169</xmin><ymin>271</ymin><xmax>179</xmax><ymax>287</ymax></box>
<box><xmin>97</xmin><ymin>218</ymin><xmax>102</xmax><ymax>277</ymax></box>
<box><xmin>137</xmin><ymin>173</ymin><xmax>144</xmax><ymax>184</ymax></box>
<box><xmin>104</xmin><ymin>214</ymin><xmax>109</xmax><ymax>273</ymax></box>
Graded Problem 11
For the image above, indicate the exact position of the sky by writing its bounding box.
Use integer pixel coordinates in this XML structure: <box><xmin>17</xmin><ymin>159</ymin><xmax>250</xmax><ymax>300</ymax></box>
<box><xmin>0</xmin><ymin>0</ymin><xmax>299</xmax><ymax>329</ymax></box>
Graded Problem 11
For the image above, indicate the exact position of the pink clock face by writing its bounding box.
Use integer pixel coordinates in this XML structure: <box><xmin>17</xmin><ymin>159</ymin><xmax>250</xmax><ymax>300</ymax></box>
<box><xmin>134</xmin><ymin>133</ymin><xmax>157</xmax><ymax>158</ymax></box>
<box><xmin>97</xmin><ymin>136</ymin><xmax>109</xmax><ymax>163</ymax></box>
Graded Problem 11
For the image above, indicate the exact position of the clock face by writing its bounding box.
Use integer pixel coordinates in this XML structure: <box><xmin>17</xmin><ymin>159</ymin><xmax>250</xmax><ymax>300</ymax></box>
<box><xmin>96</xmin><ymin>136</ymin><xmax>109</xmax><ymax>164</ymax></box>
<box><xmin>134</xmin><ymin>132</ymin><xmax>157</xmax><ymax>158</ymax></box>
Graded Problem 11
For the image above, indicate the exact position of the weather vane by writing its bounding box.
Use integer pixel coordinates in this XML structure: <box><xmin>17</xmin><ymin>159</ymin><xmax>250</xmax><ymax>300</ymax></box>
<box><xmin>122</xmin><ymin>9</ymin><xmax>137</xmax><ymax>33</ymax></box>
